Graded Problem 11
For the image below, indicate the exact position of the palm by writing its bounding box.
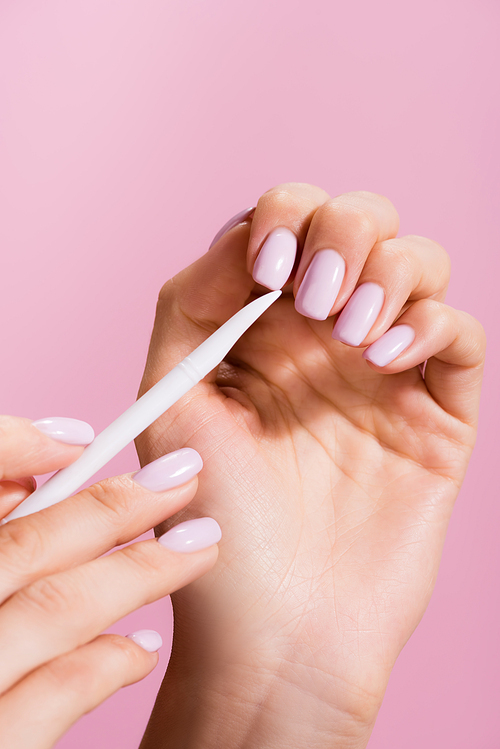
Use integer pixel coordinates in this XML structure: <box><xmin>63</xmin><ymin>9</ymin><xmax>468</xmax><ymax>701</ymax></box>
<box><xmin>137</xmin><ymin>294</ymin><xmax>475</xmax><ymax>698</ymax></box>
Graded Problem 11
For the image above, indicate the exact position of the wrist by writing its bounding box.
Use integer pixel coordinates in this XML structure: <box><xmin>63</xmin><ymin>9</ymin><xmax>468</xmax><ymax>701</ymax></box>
<box><xmin>140</xmin><ymin>615</ymin><xmax>382</xmax><ymax>749</ymax></box>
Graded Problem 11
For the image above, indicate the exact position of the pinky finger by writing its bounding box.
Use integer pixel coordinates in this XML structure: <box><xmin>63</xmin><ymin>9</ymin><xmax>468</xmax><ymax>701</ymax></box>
<box><xmin>0</xmin><ymin>632</ymin><xmax>161</xmax><ymax>749</ymax></box>
<box><xmin>362</xmin><ymin>299</ymin><xmax>486</xmax><ymax>425</ymax></box>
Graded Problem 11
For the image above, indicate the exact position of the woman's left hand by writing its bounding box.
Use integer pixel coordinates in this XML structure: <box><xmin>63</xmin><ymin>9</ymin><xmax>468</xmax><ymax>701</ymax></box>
<box><xmin>136</xmin><ymin>184</ymin><xmax>486</xmax><ymax>749</ymax></box>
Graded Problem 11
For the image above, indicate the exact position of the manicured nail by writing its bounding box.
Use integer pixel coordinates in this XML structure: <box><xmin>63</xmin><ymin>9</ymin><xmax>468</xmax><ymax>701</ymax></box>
<box><xmin>158</xmin><ymin>517</ymin><xmax>222</xmax><ymax>553</ymax></box>
<box><xmin>362</xmin><ymin>325</ymin><xmax>415</xmax><ymax>366</ymax></box>
<box><xmin>126</xmin><ymin>629</ymin><xmax>163</xmax><ymax>652</ymax></box>
<box><xmin>209</xmin><ymin>207</ymin><xmax>256</xmax><ymax>249</ymax></box>
<box><xmin>32</xmin><ymin>417</ymin><xmax>95</xmax><ymax>445</ymax></box>
<box><xmin>133</xmin><ymin>448</ymin><xmax>203</xmax><ymax>492</ymax></box>
<box><xmin>295</xmin><ymin>249</ymin><xmax>345</xmax><ymax>320</ymax></box>
<box><xmin>252</xmin><ymin>227</ymin><xmax>297</xmax><ymax>290</ymax></box>
<box><xmin>332</xmin><ymin>283</ymin><xmax>385</xmax><ymax>346</ymax></box>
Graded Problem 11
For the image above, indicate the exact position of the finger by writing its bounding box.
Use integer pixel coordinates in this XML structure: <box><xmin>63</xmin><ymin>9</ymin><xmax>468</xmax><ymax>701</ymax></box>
<box><xmin>0</xmin><ymin>633</ymin><xmax>159</xmax><ymax>749</ymax></box>
<box><xmin>362</xmin><ymin>299</ymin><xmax>486</xmax><ymax>425</ymax></box>
<box><xmin>0</xmin><ymin>479</ymin><xmax>36</xmax><ymax>519</ymax></box>
<box><xmin>292</xmin><ymin>191</ymin><xmax>400</xmax><ymax>321</ymax></box>
<box><xmin>0</xmin><ymin>448</ymin><xmax>203</xmax><ymax>602</ymax></box>
<box><xmin>247</xmin><ymin>182</ymin><xmax>331</xmax><ymax>290</ymax></box>
<box><xmin>0</xmin><ymin>518</ymin><xmax>220</xmax><ymax>693</ymax></box>
<box><xmin>0</xmin><ymin>415</ymin><xmax>94</xmax><ymax>481</ymax></box>
<box><xmin>138</xmin><ymin>184</ymin><xmax>329</xmax><ymax>395</ymax></box>
<box><xmin>331</xmin><ymin>234</ymin><xmax>450</xmax><ymax>346</ymax></box>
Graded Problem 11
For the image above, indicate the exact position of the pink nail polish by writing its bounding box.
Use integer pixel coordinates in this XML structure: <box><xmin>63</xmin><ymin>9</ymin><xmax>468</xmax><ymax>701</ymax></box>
<box><xmin>126</xmin><ymin>629</ymin><xmax>163</xmax><ymax>652</ymax></box>
<box><xmin>362</xmin><ymin>325</ymin><xmax>415</xmax><ymax>366</ymax></box>
<box><xmin>158</xmin><ymin>517</ymin><xmax>222</xmax><ymax>553</ymax></box>
<box><xmin>252</xmin><ymin>227</ymin><xmax>297</xmax><ymax>290</ymax></box>
<box><xmin>32</xmin><ymin>417</ymin><xmax>95</xmax><ymax>445</ymax></box>
<box><xmin>209</xmin><ymin>207</ymin><xmax>256</xmax><ymax>249</ymax></box>
<box><xmin>332</xmin><ymin>283</ymin><xmax>385</xmax><ymax>346</ymax></box>
<box><xmin>133</xmin><ymin>448</ymin><xmax>203</xmax><ymax>492</ymax></box>
<box><xmin>295</xmin><ymin>249</ymin><xmax>345</xmax><ymax>320</ymax></box>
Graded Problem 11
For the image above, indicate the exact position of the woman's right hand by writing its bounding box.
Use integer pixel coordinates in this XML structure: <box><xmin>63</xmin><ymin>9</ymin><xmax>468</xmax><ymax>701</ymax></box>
<box><xmin>0</xmin><ymin>415</ymin><xmax>221</xmax><ymax>749</ymax></box>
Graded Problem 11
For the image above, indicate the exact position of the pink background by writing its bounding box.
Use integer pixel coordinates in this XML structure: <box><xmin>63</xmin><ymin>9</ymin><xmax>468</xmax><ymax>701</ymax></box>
<box><xmin>0</xmin><ymin>0</ymin><xmax>498</xmax><ymax>746</ymax></box>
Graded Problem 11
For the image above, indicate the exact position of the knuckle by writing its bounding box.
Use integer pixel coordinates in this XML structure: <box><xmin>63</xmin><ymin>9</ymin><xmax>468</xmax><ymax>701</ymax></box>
<box><xmin>158</xmin><ymin>276</ymin><xmax>176</xmax><ymax>302</ymax></box>
<box><xmin>431</xmin><ymin>238</ymin><xmax>450</xmax><ymax>267</ymax></box>
<box><xmin>0</xmin><ymin>520</ymin><xmax>47</xmax><ymax>585</ymax></box>
<box><xmin>17</xmin><ymin>572</ymin><xmax>79</xmax><ymax>618</ymax></box>
<box><xmin>353</xmin><ymin>209</ymin><xmax>379</xmax><ymax>240</ymax></box>
<box><xmin>375</xmin><ymin>240</ymin><xmax>413</xmax><ymax>270</ymax></box>
<box><xmin>416</xmin><ymin>301</ymin><xmax>487</xmax><ymax>366</ymax></box>
<box><xmin>43</xmin><ymin>652</ymin><xmax>94</xmax><ymax>697</ymax></box>
<box><xmin>459</xmin><ymin>312</ymin><xmax>487</xmax><ymax>363</ymax></box>
<box><xmin>260</xmin><ymin>189</ymin><xmax>302</xmax><ymax>211</ymax></box>
<box><xmin>411</xmin><ymin>298</ymin><xmax>447</xmax><ymax>330</ymax></box>
<box><xmin>78</xmin><ymin>476</ymin><xmax>135</xmax><ymax>532</ymax></box>
<box><xmin>323</xmin><ymin>202</ymin><xmax>379</xmax><ymax>244</ymax></box>
<box><xmin>121</xmin><ymin>541</ymin><xmax>163</xmax><ymax>578</ymax></box>
<box><xmin>79</xmin><ymin>478</ymin><xmax>112</xmax><ymax>507</ymax></box>
<box><xmin>406</xmin><ymin>234</ymin><xmax>451</xmax><ymax>269</ymax></box>
<box><xmin>41</xmin><ymin>636</ymin><xmax>140</xmax><ymax>700</ymax></box>
<box><xmin>0</xmin><ymin>416</ymin><xmax>22</xmax><ymax>479</ymax></box>
<box><xmin>419</xmin><ymin>297</ymin><xmax>443</xmax><ymax>316</ymax></box>
<box><xmin>431</xmin><ymin>246</ymin><xmax>451</xmax><ymax>290</ymax></box>
<box><xmin>262</xmin><ymin>182</ymin><xmax>325</xmax><ymax>198</ymax></box>
<box><xmin>259</xmin><ymin>183</ymin><xmax>328</xmax><ymax>212</ymax></box>
<box><xmin>342</xmin><ymin>189</ymin><xmax>390</xmax><ymax>205</ymax></box>
<box><xmin>341</xmin><ymin>190</ymin><xmax>399</xmax><ymax>219</ymax></box>
<box><xmin>43</xmin><ymin>649</ymin><xmax>111</xmax><ymax>701</ymax></box>
<box><xmin>0</xmin><ymin>415</ymin><xmax>17</xmax><ymax>442</ymax></box>
<box><xmin>473</xmin><ymin>318</ymin><xmax>487</xmax><ymax>351</ymax></box>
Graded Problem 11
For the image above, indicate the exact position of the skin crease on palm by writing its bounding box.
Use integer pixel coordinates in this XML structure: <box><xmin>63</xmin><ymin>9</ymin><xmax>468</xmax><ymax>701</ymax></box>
<box><xmin>135</xmin><ymin>185</ymin><xmax>485</xmax><ymax>747</ymax></box>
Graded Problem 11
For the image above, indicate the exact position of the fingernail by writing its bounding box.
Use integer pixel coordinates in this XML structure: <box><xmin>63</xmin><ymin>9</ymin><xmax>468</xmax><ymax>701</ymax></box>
<box><xmin>4</xmin><ymin>476</ymin><xmax>37</xmax><ymax>493</ymax></box>
<box><xmin>362</xmin><ymin>325</ymin><xmax>415</xmax><ymax>366</ymax></box>
<box><xmin>332</xmin><ymin>282</ymin><xmax>385</xmax><ymax>346</ymax></box>
<box><xmin>126</xmin><ymin>629</ymin><xmax>163</xmax><ymax>652</ymax></box>
<box><xmin>158</xmin><ymin>517</ymin><xmax>222</xmax><ymax>553</ymax></box>
<box><xmin>295</xmin><ymin>249</ymin><xmax>345</xmax><ymax>320</ymax></box>
<box><xmin>32</xmin><ymin>417</ymin><xmax>95</xmax><ymax>445</ymax></box>
<box><xmin>133</xmin><ymin>448</ymin><xmax>203</xmax><ymax>492</ymax></box>
<box><xmin>252</xmin><ymin>227</ymin><xmax>297</xmax><ymax>290</ymax></box>
<box><xmin>209</xmin><ymin>206</ymin><xmax>256</xmax><ymax>249</ymax></box>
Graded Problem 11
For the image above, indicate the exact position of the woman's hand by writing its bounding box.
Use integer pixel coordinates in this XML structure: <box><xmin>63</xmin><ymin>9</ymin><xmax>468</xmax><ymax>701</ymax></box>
<box><xmin>0</xmin><ymin>415</ymin><xmax>220</xmax><ymax>749</ymax></box>
<box><xmin>136</xmin><ymin>185</ymin><xmax>486</xmax><ymax>749</ymax></box>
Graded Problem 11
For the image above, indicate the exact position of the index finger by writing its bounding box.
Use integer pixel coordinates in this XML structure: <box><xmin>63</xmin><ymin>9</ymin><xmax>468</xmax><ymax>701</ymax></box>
<box><xmin>247</xmin><ymin>182</ymin><xmax>330</xmax><ymax>289</ymax></box>
<box><xmin>0</xmin><ymin>416</ymin><xmax>93</xmax><ymax>481</ymax></box>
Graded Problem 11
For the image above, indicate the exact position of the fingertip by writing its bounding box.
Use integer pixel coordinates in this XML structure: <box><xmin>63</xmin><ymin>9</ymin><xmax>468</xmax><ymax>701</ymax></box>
<box><xmin>133</xmin><ymin>447</ymin><xmax>203</xmax><ymax>493</ymax></box>
<box><xmin>157</xmin><ymin>516</ymin><xmax>222</xmax><ymax>553</ymax></box>
<box><xmin>251</xmin><ymin>227</ymin><xmax>297</xmax><ymax>291</ymax></box>
<box><xmin>362</xmin><ymin>325</ymin><xmax>416</xmax><ymax>367</ymax></box>
<box><xmin>32</xmin><ymin>417</ymin><xmax>95</xmax><ymax>446</ymax></box>
<box><xmin>126</xmin><ymin>629</ymin><xmax>163</xmax><ymax>653</ymax></box>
